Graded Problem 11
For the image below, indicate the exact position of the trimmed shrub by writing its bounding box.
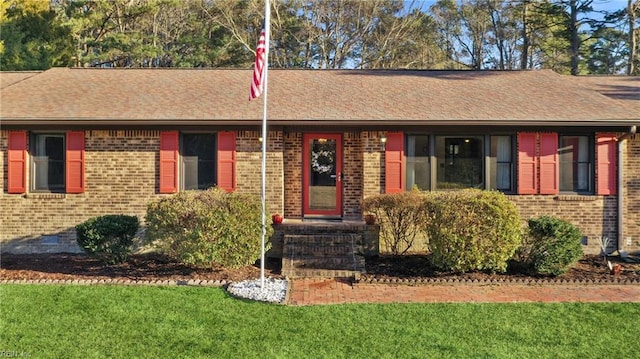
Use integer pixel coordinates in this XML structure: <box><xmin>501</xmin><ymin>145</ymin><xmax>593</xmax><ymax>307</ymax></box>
<box><xmin>144</xmin><ymin>188</ymin><xmax>271</xmax><ymax>269</ymax></box>
<box><xmin>426</xmin><ymin>189</ymin><xmax>522</xmax><ymax>273</ymax></box>
<box><xmin>523</xmin><ymin>216</ymin><xmax>584</xmax><ymax>276</ymax></box>
<box><xmin>362</xmin><ymin>190</ymin><xmax>430</xmax><ymax>255</ymax></box>
<box><xmin>76</xmin><ymin>215</ymin><xmax>139</xmax><ymax>264</ymax></box>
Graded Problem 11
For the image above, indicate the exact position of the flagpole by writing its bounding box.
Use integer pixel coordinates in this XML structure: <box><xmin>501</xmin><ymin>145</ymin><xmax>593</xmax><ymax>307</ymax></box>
<box><xmin>260</xmin><ymin>0</ymin><xmax>270</xmax><ymax>289</ymax></box>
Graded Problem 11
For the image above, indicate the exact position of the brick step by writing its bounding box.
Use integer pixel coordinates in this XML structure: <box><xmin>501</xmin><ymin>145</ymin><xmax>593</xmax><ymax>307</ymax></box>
<box><xmin>283</xmin><ymin>255</ymin><xmax>365</xmax><ymax>270</ymax></box>
<box><xmin>284</xmin><ymin>234</ymin><xmax>362</xmax><ymax>246</ymax></box>
<box><xmin>283</xmin><ymin>234</ymin><xmax>361</xmax><ymax>256</ymax></box>
<box><xmin>282</xmin><ymin>232</ymin><xmax>366</xmax><ymax>279</ymax></box>
<box><xmin>283</xmin><ymin>245</ymin><xmax>356</xmax><ymax>257</ymax></box>
<box><xmin>282</xmin><ymin>268</ymin><xmax>363</xmax><ymax>280</ymax></box>
<box><xmin>275</xmin><ymin>223</ymin><xmax>371</xmax><ymax>236</ymax></box>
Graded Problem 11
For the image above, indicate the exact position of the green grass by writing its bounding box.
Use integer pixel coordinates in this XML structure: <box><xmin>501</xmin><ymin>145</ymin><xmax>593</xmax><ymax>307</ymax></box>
<box><xmin>1</xmin><ymin>285</ymin><xmax>638</xmax><ymax>359</ymax></box>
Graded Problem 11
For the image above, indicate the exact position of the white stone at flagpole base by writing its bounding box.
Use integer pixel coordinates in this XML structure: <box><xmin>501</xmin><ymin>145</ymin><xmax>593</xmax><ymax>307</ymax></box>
<box><xmin>227</xmin><ymin>278</ymin><xmax>288</xmax><ymax>303</ymax></box>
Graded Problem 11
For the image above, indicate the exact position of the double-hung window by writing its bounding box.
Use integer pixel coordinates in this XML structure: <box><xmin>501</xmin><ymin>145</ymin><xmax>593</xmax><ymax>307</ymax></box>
<box><xmin>559</xmin><ymin>135</ymin><xmax>593</xmax><ymax>193</ymax></box>
<box><xmin>181</xmin><ymin>133</ymin><xmax>216</xmax><ymax>190</ymax></box>
<box><xmin>159</xmin><ymin>131</ymin><xmax>235</xmax><ymax>193</ymax></box>
<box><xmin>489</xmin><ymin>135</ymin><xmax>514</xmax><ymax>192</ymax></box>
<box><xmin>6</xmin><ymin>131</ymin><xmax>84</xmax><ymax>194</ymax></box>
<box><xmin>32</xmin><ymin>134</ymin><xmax>65</xmax><ymax>192</ymax></box>
<box><xmin>405</xmin><ymin>135</ymin><xmax>430</xmax><ymax>190</ymax></box>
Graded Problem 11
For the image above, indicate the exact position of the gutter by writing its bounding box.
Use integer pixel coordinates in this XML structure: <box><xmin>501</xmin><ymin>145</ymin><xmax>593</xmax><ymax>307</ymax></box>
<box><xmin>617</xmin><ymin>125</ymin><xmax>637</xmax><ymax>255</ymax></box>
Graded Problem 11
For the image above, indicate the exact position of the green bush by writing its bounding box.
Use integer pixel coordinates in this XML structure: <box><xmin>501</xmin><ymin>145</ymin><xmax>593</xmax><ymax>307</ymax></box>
<box><xmin>362</xmin><ymin>190</ymin><xmax>430</xmax><ymax>255</ymax></box>
<box><xmin>144</xmin><ymin>188</ymin><xmax>271</xmax><ymax>269</ymax></box>
<box><xmin>76</xmin><ymin>215</ymin><xmax>139</xmax><ymax>264</ymax></box>
<box><xmin>523</xmin><ymin>216</ymin><xmax>584</xmax><ymax>276</ymax></box>
<box><xmin>426</xmin><ymin>189</ymin><xmax>522</xmax><ymax>273</ymax></box>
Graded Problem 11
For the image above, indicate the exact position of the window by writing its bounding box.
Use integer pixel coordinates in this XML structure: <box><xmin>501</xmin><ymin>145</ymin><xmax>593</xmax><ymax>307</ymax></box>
<box><xmin>399</xmin><ymin>134</ymin><xmax>514</xmax><ymax>193</ymax></box>
<box><xmin>159</xmin><ymin>131</ymin><xmax>235</xmax><ymax>194</ymax></box>
<box><xmin>32</xmin><ymin>134</ymin><xmax>65</xmax><ymax>192</ymax></box>
<box><xmin>181</xmin><ymin>133</ymin><xmax>216</xmax><ymax>190</ymax></box>
<box><xmin>489</xmin><ymin>136</ymin><xmax>513</xmax><ymax>192</ymax></box>
<box><xmin>435</xmin><ymin>136</ymin><xmax>483</xmax><ymax>189</ymax></box>
<box><xmin>406</xmin><ymin>135</ymin><xmax>429</xmax><ymax>190</ymax></box>
<box><xmin>559</xmin><ymin>135</ymin><xmax>593</xmax><ymax>193</ymax></box>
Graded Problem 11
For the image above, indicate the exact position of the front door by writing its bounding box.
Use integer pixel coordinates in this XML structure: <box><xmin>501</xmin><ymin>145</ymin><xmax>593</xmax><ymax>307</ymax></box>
<box><xmin>303</xmin><ymin>134</ymin><xmax>342</xmax><ymax>217</ymax></box>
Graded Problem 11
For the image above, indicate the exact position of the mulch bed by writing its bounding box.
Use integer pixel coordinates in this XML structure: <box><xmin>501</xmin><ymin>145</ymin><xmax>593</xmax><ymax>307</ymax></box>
<box><xmin>363</xmin><ymin>254</ymin><xmax>640</xmax><ymax>284</ymax></box>
<box><xmin>0</xmin><ymin>252</ymin><xmax>283</xmax><ymax>283</ymax></box>
<box><xmin>1</xmin><ymin>252</ymin><xmax>638</xmax><ymax>284</ymax></box>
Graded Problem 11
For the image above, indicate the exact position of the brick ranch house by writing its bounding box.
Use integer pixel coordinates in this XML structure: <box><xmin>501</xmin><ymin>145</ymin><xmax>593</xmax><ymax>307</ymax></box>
<box><xmin>1</xmin><ymin>68</ymin><xmax>639</xmax><ymax>257</ymax></box>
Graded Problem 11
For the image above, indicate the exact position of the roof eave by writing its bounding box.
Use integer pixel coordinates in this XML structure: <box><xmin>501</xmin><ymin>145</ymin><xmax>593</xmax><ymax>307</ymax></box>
<box><xmin>1</xmin><ymin>118</ymin><xmax>639</xmax><ymax>127</ymax></box>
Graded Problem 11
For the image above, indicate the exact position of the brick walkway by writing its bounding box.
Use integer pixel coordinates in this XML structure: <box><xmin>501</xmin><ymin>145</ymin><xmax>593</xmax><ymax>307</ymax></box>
<box><xmin>287</xmin><ymin>278</ymin><xmax>640</xmax><ymax>305</ymax></box>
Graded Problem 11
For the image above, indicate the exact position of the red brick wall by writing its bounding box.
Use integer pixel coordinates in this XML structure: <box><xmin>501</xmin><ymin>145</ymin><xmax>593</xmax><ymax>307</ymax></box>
<box><xmin>508</xmin><ymin>134</ymin><xmax>640</xmax><ymax>255</ymax></box>
<box><xmin>343</xmin><ymin>131</ymin><xmax>363</xmax><ymax>219</ymax></box>
<box><xmin>362</xmin><ymin>131</ymin><xmax>385</xmax><ymax>198</ymax></box>
<box><xmin>1</xmin><ymin>130</ymin><xmax>160</xmax><ymax>252</ymax></box>
<box><xmin>236</xmin><ymin>130</ymin><xmax>284</xmax><ymax>216</ymax></box>
<box><xmin>508</xmin><ymin>195</ymin><xmax>617</xmax><ymax>255</ymax></box>
<box><xmin>283</xmin><ymin>132</ymin><xmax>303</xmax><ymax>218</ymax></box>
<box><xmin>0</xmin><ymin>129</ymin><xmax>284</xmax><ymax>253</ymax></box>
<box><xmin>624</xmin><ymin>135</ymin><xmax>640</xmax><ymax>252</ymax></box>
<box><xmin>3</xmin><ymin>130</ymin><xmax>638</xmax><ymax>254</ymax></box>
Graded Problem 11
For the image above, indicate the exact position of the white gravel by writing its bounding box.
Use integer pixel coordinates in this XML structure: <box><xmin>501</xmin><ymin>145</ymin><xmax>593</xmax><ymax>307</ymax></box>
<box><xmin>226</xmin><ymin>278</ymin><xmax>288</xmax><ymax>303</ymax></box>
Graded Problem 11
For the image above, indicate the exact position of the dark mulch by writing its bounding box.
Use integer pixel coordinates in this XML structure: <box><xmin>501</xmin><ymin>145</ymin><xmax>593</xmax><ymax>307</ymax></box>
<box><xmin>364</xmin><ymin>254</ymin><xmax>640</xmax><ymax>283</ymax></box>
<box><xmin>1</xmin><ymin>252</ymin><xmax>638</xmax><ymax>283</ymax></box>
<box><xmin>0</xmin><ymin>252</ymin><xmax>283</xmax><ymax>282</ymax></box>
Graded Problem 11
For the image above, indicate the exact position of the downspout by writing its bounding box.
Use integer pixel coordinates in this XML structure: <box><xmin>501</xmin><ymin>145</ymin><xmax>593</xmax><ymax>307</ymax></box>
<box><xmin>617</xmin><ymin>125</ymin><xmax>637</xmax><ymax>255</ymax></box>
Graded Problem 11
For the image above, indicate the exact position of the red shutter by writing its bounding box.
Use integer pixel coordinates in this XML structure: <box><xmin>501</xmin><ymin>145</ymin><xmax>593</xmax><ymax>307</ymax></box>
<box><xmin>539</xmin><ymin>132</ymin><xmax>559</xmax><ymax>195</ymax></box>
<box><xmin>7</xmin><ymin>131</ymin><xmax>27</xmax><ymax>194</ymax></box>
<box><xmin>384</xmin><ymin>132</ymin><xmax>404</xmax><ymax>193</ymax></box>
<box><xmin>159</xmin><ymin>131</ymin><xmax>179</xmax><ymax>193</ymax></box>
<box><xmin>217</xmin><ymin>131</ymin><xmax>236</xmax><ymax>192</ymax></box>
<box><xmin>517</xmin><ymin>132</ymin><xmax>537</xmax><ymax>194</ymax></box>
<box><xmin>66</xmin><ymin>131</ymin><xmax>85</xmax><ymax>193</ymax></box>
<box><xmin>597</xmin><ymin>133</ymin><xmax>617</xmax><ymax>195</ymax></box>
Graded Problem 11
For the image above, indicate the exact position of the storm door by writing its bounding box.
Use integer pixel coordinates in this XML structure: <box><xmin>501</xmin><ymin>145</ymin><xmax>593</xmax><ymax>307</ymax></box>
<box><xmin>302</xmin><ymin>134</ymin><xmax>343</xmax><ymax>217</ymax></box>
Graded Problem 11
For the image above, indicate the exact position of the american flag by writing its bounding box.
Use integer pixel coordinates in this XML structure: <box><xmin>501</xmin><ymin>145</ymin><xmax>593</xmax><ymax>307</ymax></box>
<box><xmin>250</xmin><ymin>25</ymin><xmax>266</xmax><ymax>100</ymax></box>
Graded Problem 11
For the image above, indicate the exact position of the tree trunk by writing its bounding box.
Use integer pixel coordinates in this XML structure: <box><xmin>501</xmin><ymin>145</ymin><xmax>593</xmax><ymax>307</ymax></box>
<box><xmin>521</xmin><ymin>1</ymin><xmax>529</xmax><ymax>69</ymax></box>
<box><xmin>628</xmin><ymin>0</ymin><xmax>637</xmax><ymax>75</ymax></box>
<box><xmin>570</xmin><ymin>0</ymin><xmax>580</xmax><ymax>75</ymax></box>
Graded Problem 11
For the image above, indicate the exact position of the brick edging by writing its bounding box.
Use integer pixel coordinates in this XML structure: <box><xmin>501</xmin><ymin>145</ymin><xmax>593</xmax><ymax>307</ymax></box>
<box><xmin>3</xmin><ymin>277</ymin><xmax>639</xmax><ymax>286</ymax></box>
<box><xmin>0</xmin><ymin>279</ymin><xmax>230</xmax><ymax>286</ymax></box>
<box><xmin>358</xmin><ymin>277</ymin><xmax>640</xmax><ymax>285</ymax></box>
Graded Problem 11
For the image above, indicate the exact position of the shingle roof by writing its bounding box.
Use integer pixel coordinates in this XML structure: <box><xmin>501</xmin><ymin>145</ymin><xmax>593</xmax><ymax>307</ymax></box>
<box><xmin>1</xmin><ymin>67</ymin><xmax>638</xmax><ymax>126</ymax></box>
<box><xmin>573</xmin><ymin>75</ymin><xmax>640</xmax><ymax>103</ymax></box>
<box><xmin>0</xmin><ymin>71</ymin><xmax>42</xmax><ymax>89</ymax></box>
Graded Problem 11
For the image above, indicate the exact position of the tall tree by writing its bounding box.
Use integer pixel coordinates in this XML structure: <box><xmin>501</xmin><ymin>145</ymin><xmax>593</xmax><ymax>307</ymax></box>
<box><xmin>587</xmin><ymin>0</ymin><xmax>640</xmax><ymax>75</ymax></box>
<box><xmin>56</xmin><ymin>0</ymin><xmax>235</xmax><ymax>68</ymax></box>
<box><xmin>0</xmin><ymin>0</ymin><xmax>73</xmax><ymax>70</ymax></box>
<box><xmin>587</xmin><ymin>26</ymin><xmax>628</xmax><ymax>74</ymax></box>
<box><xmin>361</xmin><ymin>7</ymin><xmax>447</xmax><ymax>69</ymax></box>
<box><xmin>627</xmin><ymin>0</ymin><xmax>639</xmax><ymax>74</ymax></box>
<box><xmin>431</xmin><ymin>0</ymin><xmax>492</xmax><ymax>69</ymax></box>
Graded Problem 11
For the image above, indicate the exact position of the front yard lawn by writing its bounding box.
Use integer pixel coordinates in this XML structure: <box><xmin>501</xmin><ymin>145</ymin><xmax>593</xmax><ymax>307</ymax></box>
<box><xmin>1</xmin><ymin>285</ymin><xmax>638</xmax><ymax>358</ymax></box>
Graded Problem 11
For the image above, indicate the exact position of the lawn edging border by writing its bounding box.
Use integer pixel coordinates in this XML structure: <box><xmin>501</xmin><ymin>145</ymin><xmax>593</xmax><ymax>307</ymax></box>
<box><xmin>0</xmin><ymin>278</ymin><xmax>230</xmax><ymax>286</ymax></box>
<box><xmin>358</xmin><ymin>277</ymin><xmax>640</xmax><ymax>285</ymax></box>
